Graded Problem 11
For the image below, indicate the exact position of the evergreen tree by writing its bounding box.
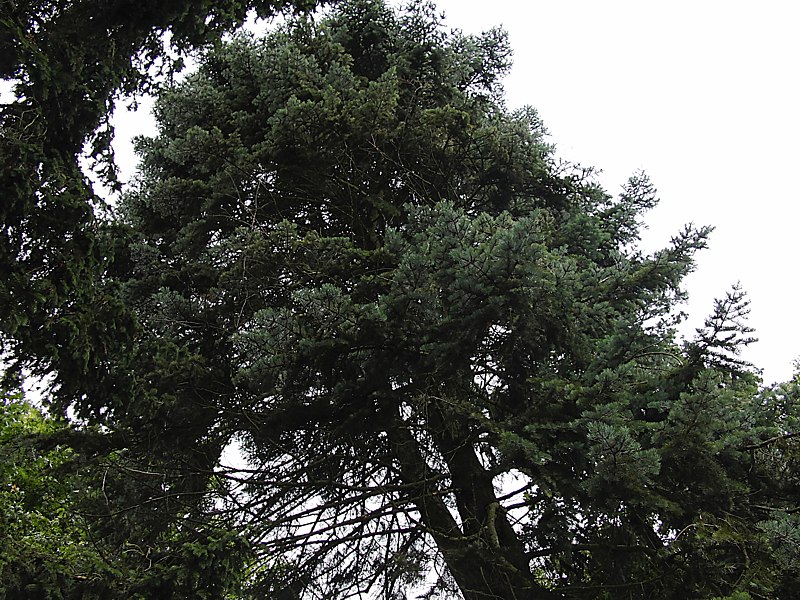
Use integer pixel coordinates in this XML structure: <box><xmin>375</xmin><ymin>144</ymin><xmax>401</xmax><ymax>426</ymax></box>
<box><xmin>96</xmin><ymin>2</ymin><xmax>799</xmax><ymax>597</ymax></box>
<box><xmin>0</xmin><ymin>0</ymin><xmax>318</xmax><ymax>398</ymax></box>
<box><xmin>1</xmin><ymin>2</ymin><xmax>317</xmax><ymax>597</ymax></box>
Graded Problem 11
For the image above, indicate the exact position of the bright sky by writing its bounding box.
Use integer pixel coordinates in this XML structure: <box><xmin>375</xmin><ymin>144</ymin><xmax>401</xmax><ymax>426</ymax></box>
<box><xmin>110</xmin><ymin>0</ymin><xmax>799</xmax><ymax>384</ymax></box>
<box><xmin>429</xmin><ymin>0</ymin><xmax>800</xmax><ymax>384</ymax></box>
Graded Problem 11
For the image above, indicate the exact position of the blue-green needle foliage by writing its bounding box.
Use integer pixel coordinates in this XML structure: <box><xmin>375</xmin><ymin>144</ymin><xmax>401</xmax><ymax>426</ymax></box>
<box><xmin>111</xmin><ymin>2</ymin><xmax>800</xmax><ymax>597</ymax></box>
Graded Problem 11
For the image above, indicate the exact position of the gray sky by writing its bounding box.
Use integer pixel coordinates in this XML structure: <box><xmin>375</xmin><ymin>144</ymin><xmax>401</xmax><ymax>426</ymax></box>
<box><xmin>429</xmin><ymin>0</ymin><xmax>800</xmax><ymax>384</ymax></box>
<box><xmin>111</xmin><ymin>0</ymin><xmax>799</xmax><ymax>383</ymax></box>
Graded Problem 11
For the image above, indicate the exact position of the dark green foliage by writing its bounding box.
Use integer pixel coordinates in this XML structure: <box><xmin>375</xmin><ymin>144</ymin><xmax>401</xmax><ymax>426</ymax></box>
<box><xmin>0</xmin><ymin>0</ymin><xmax>319</xmax><ymax>404</ymax></box>
<box><xmin>93</xmin><ymin>1</ymin><xmax>800</xmax><ymax>598</ymax></box>
<box><xmin>0</xmin><ymin>386</ymin><xmax>252</xmax><ymax>599</ymax></box>
<box><xmin>1</xmin><ymin>2</ymin><xmax>317</xmax><ymax>596</ymax></box>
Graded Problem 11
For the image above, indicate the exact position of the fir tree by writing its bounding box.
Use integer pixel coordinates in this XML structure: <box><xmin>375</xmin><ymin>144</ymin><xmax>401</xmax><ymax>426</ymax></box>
<box><xmin>97</xmin><ymin>2</ymin><xmax>798</xmax><ymax>597</ymax></box>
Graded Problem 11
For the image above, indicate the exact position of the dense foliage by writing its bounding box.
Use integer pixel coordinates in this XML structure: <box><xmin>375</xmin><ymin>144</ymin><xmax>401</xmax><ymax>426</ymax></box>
<box><xmin>1</xmin><ymin>1</ymin><xmax>314</xmax><ymax>597</ymax></box>
<box><xmin>0</xmin><ymin>386</ymin><xmax>253</xmax><ymax>599</ymax></box>
<box><xmin>2</xmin><ymin>0</ymin><xmax>799</xmax><ymax>598</ymax></box>
<box><xmin>1</xmin><ymin>0</ymin><xmax>318</xmax><ymax>396</ymax></box>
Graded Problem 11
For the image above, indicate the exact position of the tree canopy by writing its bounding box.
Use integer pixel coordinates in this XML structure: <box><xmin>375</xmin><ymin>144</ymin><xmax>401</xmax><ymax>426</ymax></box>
<box><xmin>2</xmin><ymin>1</ymin><xmax>799</xmax><ymax>598</ymax></box>
<box><xmin>0</xmin><ymin>0</ymin><xmax>319</xmax><ymax>395</ymax></box>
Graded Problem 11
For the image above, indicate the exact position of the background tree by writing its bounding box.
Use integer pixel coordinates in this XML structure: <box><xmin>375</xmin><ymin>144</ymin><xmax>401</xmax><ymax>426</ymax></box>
<box><xmin>0</xmin><ymin>386</ymin><xmax>107</xmax><ymax>600</ymax></box>
<box><xmin>0</xmin><ymin>0</ymin><xmax>319</xmax><ymax>401</ymax></box>
<box><xmin>87</xmin><ymin>1</ymin><xmax>798</xmax><ymax>598</ymax></box>
<box><xmin>2</xmin><ymin>3</ymin><xmax>317</xmax><ymax>596</ymax></box>
<box><xmin>0</xmin><ymin>384</ymin><xmax>254</xmax><ymax>599</ymax></box>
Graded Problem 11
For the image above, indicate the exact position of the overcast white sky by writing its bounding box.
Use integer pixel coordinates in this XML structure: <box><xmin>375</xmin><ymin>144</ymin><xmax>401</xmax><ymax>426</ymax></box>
<box><xmin>431</xmin><ymin>0</ymin><xmax>800</xmax><ymax>384</ymax></box>
<box><xmin>111</xmin><ymin>0</ymin><xmax>799</xmax><ymax>384</ymax></box>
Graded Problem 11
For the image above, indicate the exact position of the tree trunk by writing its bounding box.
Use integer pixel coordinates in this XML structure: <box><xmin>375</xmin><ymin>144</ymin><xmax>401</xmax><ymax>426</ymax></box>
<box><xmin>389</xmin><ymin>412</ymin><xmax>561</xmax><ymax>600</ymax></box>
